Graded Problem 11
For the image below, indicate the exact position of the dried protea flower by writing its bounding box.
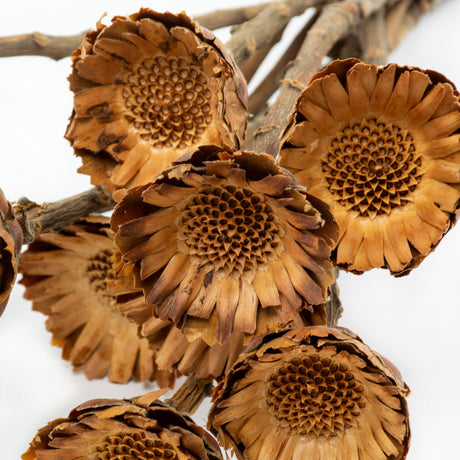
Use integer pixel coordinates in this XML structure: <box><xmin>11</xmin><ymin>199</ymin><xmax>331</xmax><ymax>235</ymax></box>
<box><xmin>66</xmin><ymin>8</ymin><xmax>247</xmax><ymax>193</ymax></box>
<box><xmin>0</xmin><ymin>189</ymin><xmax>23</xmax><ymax>317</ymax></box>
<box><xmin>23</xmin><ymin>389</ymin><xmax>223</xmax><ymax>460</ymax></box>
<box><xmin>111</xmin><ymin>146</ymin><xmax>337</xmax><ymax>345</ymax></box>
<box><xmin>209</xmin><ymin>326</ymin><xmax>410</xmax><ymax>460</ymax></box>
<box><xmin>279</xmin><ymin>58</ymin><xmax>460</xmax><ymax>275</ymax></box>
<box><xmin>19</xmin><ymin>216</ymin><xmax>173</xmax><ymax>386</ymax></box>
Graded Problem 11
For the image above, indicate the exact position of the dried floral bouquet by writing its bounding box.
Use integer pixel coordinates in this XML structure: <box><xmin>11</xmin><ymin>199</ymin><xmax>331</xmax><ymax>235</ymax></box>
<box><xmin>1</xmin><ymin>0</ymin><xmax>460</xmax><ymax>459</ymax></box>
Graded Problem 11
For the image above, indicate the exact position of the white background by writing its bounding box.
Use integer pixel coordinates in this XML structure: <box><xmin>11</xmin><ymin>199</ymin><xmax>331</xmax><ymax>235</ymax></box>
<box><xmin>1</xmin><ymin>0</ymin><xmax>459</xmax><ymax>458</ymax></box>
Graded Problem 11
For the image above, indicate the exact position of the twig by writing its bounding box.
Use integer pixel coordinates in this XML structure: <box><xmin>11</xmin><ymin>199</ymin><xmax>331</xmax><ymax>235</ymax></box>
<box><xmin>245</xmin><ymin>108</ymin><xmax>269</xmax><ymax>147</ymax></box>
<box><xmin>250</xmin><ymin>0</ymin><xmax>389</xmax><ymax>157</ymax></box>
<box><xmin>329</xmin><ymin>0</ymin><xmax>445</xmax><ymax>65</ymax></box>
<box><xmin>362</xmin><ymin>8</ymin><xmax>389</xmax><ymax>65</ymax></box>
<box><xmin>385</xmin><ymin>0</ymin><xmax>412</xmax><ymax>51</ymax></box>
<box><xmin>14</xmin><ymin>186</ymin><xmax>115</xmax><ymax>244</ymax></box>
<box><xmin>0</xmin><ymin>4</ymin><xmax>270</xmax><ymax>60</ymax></box>
<box><xmin>194</xmin><ymin>2</ymin><xmax>270</xmax><ymax>29</ymax></box>
<box><xmin>327</xmin><ymin>8</ymin><xmax>389</xmax><ymax>64</ymax></box>
<box><xmin>385</xmin><ymin>0</ymin><xmax>443</xmax><ymax>52</ymax></box>
<box><xmin>227</xmin><ymin>0</ymin><xmax>326</xmax><ymax>66</ymax></box>
<box><xmin>0</xmin><ymin>31</ymin><xmax>87</xmax><ymax>61</ymax></box>
<box><xmin>166</xmin><ymin>377</ymin><xmax>214</xmax><ymax>414</ymax></box>
<box><xmin>247</xmin><ymin>7</ymin><xmax>321</xmax><ymax>116</ymax></box>
<box><xmin>328</xmin><ymin>33</ymin><xmax>361</xmax><ymax>62</ymax></box>
<box><xmin>238</xmin><ymin>29</ymin><xmax>285</xmax><ymax>84</ymax></box>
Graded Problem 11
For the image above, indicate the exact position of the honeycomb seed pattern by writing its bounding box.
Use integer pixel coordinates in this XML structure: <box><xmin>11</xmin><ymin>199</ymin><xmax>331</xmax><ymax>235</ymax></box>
<box><xmin>97</xmin><ymin>432</ymin><xmax>177</xmax><ymax>459</ymax></box>
<box><xmin>86</xmin><ymin>249</ymin><xmax>116</xmax><ymax>309</ymax></box>
<box><xmin>177</xmin><ymin>185</ymin><xmax>282</xmax><ymax>277</ymax></box>
<box><xmin>322</xmin><ymin>118</ymin><xmax>423</xmax><ymax>217</ymax></box>
<box><xmin>122</xmin><ymin>57</ymin><xmax>213</xmax><ymax>149</ymax></box>
<box><xmin>266</xmin><ymin>354</ymin><xmax>366</xmax><ymax>439</ymax></box>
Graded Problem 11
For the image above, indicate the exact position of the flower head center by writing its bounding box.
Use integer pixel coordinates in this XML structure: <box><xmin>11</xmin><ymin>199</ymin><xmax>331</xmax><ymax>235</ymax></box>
<box><xmin>86</xmin><ymin>249</ymin><xmax>117</xmax><ymax>309</ymax></box>
<box><xmin>266</xmin><ymin>355</ymin><xmax>366</xmax><ymax>439</ymax></box>
<box><xmin>177</xmin><ymin>184</ymin><xmax>282</xmax><ymax>278</ymax></box>
<box><xmin>97</xmin><ymin>432</ymin><xmax>176</xmax><ymax>459</ymax></box>
<box><xmin>322</xmin><ymin>118</ymin><xmax>423</xmax><ymax>217</ymax></box>
<box><xmin>122</xmin><ymin>57</ymin><xmax>212</xmax><ymax>149</ymax></box>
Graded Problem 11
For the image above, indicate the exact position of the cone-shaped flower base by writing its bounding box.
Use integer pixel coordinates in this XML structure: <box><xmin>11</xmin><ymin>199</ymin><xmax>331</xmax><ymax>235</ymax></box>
<box><xmin>19</xmin><ymin>217</ymin><xmax>173</xmax><ymax>386</ymax></box>
<box><xmin>23</xmin><ymin>389</ymin><xmax>223</xmax><ymax>459</ymax></box>
<box><xmin>209</xmin><ymin>326</ymin><xmax>410</xmax><ymax>460</ymax></box>
<box><xmin>279</xmin><ymin>58</ymin><xmax>460</xmax><ymax>275</ymax></box>
<box><xmin>111</xmin><ymin>147</ymin><xmax>338</xmax><ymax>345</ymax></box>
<box><xmin>0</xmin><ymin>189</ymin><xmax>23</xmax><ymax>317</ymax></box>
<box><xmin>66</xmin><ymin>8</ymin><xmax>247</xmax><ymax>192</ymax></box>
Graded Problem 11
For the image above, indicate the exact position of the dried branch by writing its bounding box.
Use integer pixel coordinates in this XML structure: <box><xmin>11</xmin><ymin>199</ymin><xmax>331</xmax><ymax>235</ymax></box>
<box><xmin>167</xmin><ymin>377</ymin><xmax>214</xmax><ymax>414</ymax></box>
<box><xmin>385</xmin><ymin>0</ymin><xmax>443</xmax><ymax>51</ymax></box>
<box><xmin>0</xmin><ymin>4</ymin><xmax>269</xmax><ymax>61</ymax></box>
<box><xmin>14</xmin><ymin>186</ymin><xmax>115</xmax><ymax>244</ymax></box>
<box><xmin>251</xmin><ymin>0</ymin><xmax>389</xmax><ymax>157</ymax></box>
<box><xmin>328</xmin><ymin>32</ymin><xmax>361</xmax><ymax>62</ymax></box>
<box><xmin>0</xmin><ymin>31</ymin><xmax>87</xmax><ymax>61</ymax></box>
<box><xmin>362</xmin><ymin>8</ymin><xmax>389</xmax><ymax>65</ymax></box>
<box><xmin>244</xmin><ymin>108</ymin><xmax>268</xmax><ymax>147</ymax></box>
<box><xmin>385</xmin><ymin>0</ymin><xmax>412</xmax><ymax>52</ymax></box>
<box><xmin>194</xmin><ymin>2</ymin><xmax>270</xmax><ymax>29</ymax></box>
<box><xmin>238</xmin><ymin>29</ymin><xmax>285</xmax><ymax>83</ymax></box>
<box><xmin>329</xmin><ymin>0</ymin><xmax>446</xmax><ymax>65</ymax></box>
<box><xmin>247</xmin><ymin>7</ymin><xmax>321</xmax><ymax>116</ymax></box>
<box><xmin>227</xmin><ymin>0</ymin><xmax>326</xmax><ymax>66</ymax></box>
<box><xmin>328</xmin><ymin>8</ymin><xmax>389</xmax><ymax>64</ymax></box>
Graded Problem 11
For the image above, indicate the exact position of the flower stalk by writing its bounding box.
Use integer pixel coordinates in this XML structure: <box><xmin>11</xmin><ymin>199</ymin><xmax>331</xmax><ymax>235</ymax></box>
<box><xmin>14</xmin><ymin>185</ymin><xmax>115</xmax><ymax>245</ymax></box>
<box><xmin>168</xmin><ymin>377</ymin><xmax>215</xmax><ymax>414</ymax></box>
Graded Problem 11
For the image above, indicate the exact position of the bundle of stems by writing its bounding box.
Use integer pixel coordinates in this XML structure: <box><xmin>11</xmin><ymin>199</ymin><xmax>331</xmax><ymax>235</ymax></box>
<box><xmin>0</xmin><ymin>0</ymin><xmax>449</xmax><ymax>437</ymax></box>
